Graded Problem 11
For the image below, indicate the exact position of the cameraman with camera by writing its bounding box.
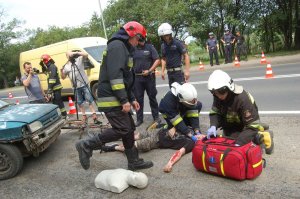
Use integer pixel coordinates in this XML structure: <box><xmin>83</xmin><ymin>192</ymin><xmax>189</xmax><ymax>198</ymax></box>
<box><xmin>61</xmin><ymin>50</ymin><xmax>100</xmax><ymax>124</ymax></box>
<box><xmin>21</xmin><ymin>62</ymin><xmax>49</xmax><ymax>104</ymax></box>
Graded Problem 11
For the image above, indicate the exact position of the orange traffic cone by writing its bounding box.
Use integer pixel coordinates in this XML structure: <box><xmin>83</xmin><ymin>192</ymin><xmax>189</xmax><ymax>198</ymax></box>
<box><xmin>260</xmin><ymin>51</ymin><xmax>267</xmax><ymax>64</ymax></box>
<box><xmin>8</xmin><ymin>92</ymin><xmax>13</xmax><ymax>98</ymax></box>
<box><xmin>265</xmin><ymin>62</ymin><xmax>274</xmax><ymax>78</ymax></box>
<box><xmin>68</xmin><ymin>97</ymin><xmax>77</xmax><ymax>114</ymax></box>
<box><xmin>234</xmin><ymin>56</ymin><xmax>240</xmax><ymax>67</ymax></box>
<box><xmin>155</xmin><ymin>69</ymin><xmax>161</xmax><ymax>76</ymax></box>
<box><xmin>198</xmin><ymin>60</ymin><xmax>204</xmax><ymax>70</ymax></box>
<box><xmin>16</xmin><ymin>100</ymin><xmax>20</xmax><ymax>105</ymax></box>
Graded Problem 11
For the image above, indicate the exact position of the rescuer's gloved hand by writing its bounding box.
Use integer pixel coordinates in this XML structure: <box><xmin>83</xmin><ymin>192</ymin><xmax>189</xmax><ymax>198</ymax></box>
<box><xmin>191</xmin><ymin>135</ymin><xmax>197</xmax><ymax>142</ymax></box>
<box><xmin>206</xmin><ymin>126</ymin><xmax>217</xmax><ymax>139</ymax></box>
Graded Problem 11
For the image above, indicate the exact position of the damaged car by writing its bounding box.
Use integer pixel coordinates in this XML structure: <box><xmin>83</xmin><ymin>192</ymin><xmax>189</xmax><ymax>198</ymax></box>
<box><xmin>0</xmin><ymin>100</ymin><xmax>65</xmax><ymax>180</ymax></box>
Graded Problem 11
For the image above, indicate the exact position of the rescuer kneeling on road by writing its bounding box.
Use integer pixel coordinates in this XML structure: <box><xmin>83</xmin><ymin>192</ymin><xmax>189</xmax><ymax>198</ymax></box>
<box><xmin>91</xmin><ymin>83</ymin><xmax>205</xmax><ymax>172</ymax></box>
<box><xmin>75</xmin><ymin>21</ymin><xmax>153</xmax><ymax>171</ymax></box>
<box><xmin>206</xmin><ymin>70</ymin><xmax>274</xmax><ymax>154</ymax></box>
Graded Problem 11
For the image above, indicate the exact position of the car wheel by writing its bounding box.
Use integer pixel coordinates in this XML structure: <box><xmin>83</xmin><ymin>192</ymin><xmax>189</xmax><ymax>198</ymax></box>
<box><xmin>91</xmin><ymin>82</ymin><xmax>98</xmax><ymax>100</ymax></box>
<box><xmin>0</xmin><ymin>144</ymin><xmax>23</xmax><ymax>180</ymax></box>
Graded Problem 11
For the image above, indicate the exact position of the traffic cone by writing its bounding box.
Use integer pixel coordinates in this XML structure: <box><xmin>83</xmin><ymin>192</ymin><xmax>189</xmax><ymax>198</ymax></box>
<box><xmin>265</xmin><ymin>62</ymin><xmax>274</xmax><ymax>78</ymax></box>
<box><xmin>155</xmin><ymin>69</ymin><xmax>161</xmax><ymax>76</ymax></box>
<box><xmin>260</xmin><ymin>51</ymin><xmax>267</xmax><ymax>64</ymax></box>
<box><xmin>8</xmin><ymin>92</ymin><xmax>13</xmax><ymax>98</ymax></box>
<box><xmin>234</xmin><ymin>56</ymin><xmax>240</xmax><ymax>67</ymax></box>
<box><xmin>198</xmin><ymin>60</ymin><xmax>204</xmax><ymax>70</ymax></box>
<box><xmin>16</xmin><ymin>100</ymin><xmax>20</xmax><ymax>105</ymax></box>
<box><xmin>68</xmin><ymin>97</ymin><xmax>77</xmax><ymax>114</ymax></box>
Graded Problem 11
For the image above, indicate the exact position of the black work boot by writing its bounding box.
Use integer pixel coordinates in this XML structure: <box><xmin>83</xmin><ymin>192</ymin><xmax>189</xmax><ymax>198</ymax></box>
<box><xmin>75</xmin><ymin>135</ymin><xmax>102</xmax><ymax>170</ymax></box>
<box><xmin>125</xmin><ymin>147</ymin><xmax>153</xmax><ymax>171</ymax></box>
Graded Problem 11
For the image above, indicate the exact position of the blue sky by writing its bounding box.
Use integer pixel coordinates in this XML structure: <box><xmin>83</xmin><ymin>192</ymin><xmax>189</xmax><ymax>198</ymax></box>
<box><xmin>0</xmin><ymin>0</ymin><xmax>109</xmax><ymax>30</ymax></box>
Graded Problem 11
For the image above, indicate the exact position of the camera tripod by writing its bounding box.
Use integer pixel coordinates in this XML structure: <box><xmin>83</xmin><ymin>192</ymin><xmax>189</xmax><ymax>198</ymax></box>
<box><xmin>61</xmin><ymin>57</ymin><xmax>109</xmax><ymax>138</ymax></box>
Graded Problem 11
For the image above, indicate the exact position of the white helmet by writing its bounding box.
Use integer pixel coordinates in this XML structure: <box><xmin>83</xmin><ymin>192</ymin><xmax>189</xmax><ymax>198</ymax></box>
<box><xmin>207</xmin><ymin>70</ymin><xmax>243</xmax><ymax>94</ymax></box>
<box><xmin>158</xmin><ymin>23</ymin><xmax>173</xmax><ymax>36</ymax></box>
<box><xmin>173</xmin><ymin>83</ymin><xmax>198</xmax><ymax>106</ymax></box>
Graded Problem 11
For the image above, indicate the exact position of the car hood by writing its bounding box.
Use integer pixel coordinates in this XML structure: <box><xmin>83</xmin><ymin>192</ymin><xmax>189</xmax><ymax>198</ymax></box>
<box><xmin>0</xmin><ymin>104</ymin><xmax>57</xmax><ymax>123</ymax></box>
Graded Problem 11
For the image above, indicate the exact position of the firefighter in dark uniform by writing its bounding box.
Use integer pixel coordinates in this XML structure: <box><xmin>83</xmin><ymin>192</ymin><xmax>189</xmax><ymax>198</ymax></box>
<box><xmin>75</xmin><ymin>21</ymin><xmax>153</xmax><ymax>171</ymax></box>
<box><xmin>159</xmin><ymin>82</ymin><xmax>203</xmax><ymax>154</ymax></box>
<box><xmin>206</xmin><ymin>70</ymin><xmax>274</xmax><ymax>154</ymax></box>
<box><xmin>40</xmin><ymin>54</ymin><xmax>67</xmax><ymax>118</ymax></box>
<box><xmin>133</xmin><ymin>38</ymin><xmax>161</xmax><ymax>127</ymax></box>
<box><xmin>158</xmin><ymin>23</ymin><xmax>190</xmax><ymax>88</ymax></box>
<box><xmin>235</xmin><ymin>31</ymin><xmax>247</xmax><ymax>61</ymax></box>
<box><xmin>206</xmin><ymin>32</ymin><xmax>220</xmax><ymax>66</ymax></box>
<box><xmin>221</xmin><ymin>28</ymin><xmax>235</xmax><ymax>63</ymax></box>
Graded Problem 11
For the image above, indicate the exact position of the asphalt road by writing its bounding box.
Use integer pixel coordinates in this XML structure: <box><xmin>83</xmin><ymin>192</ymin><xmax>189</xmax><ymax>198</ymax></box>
<box><xmin>0</xmin><ymin>54</ymin><xmax>300</xmax><ymax>198</ymax></box>
<box><xmin>0</xmin><ymin>115</ymin><xmax>299</xmax><ymax>199</ymax></box>
<box><xmin>1</xmin><ymin>54</ymin><xmax>299</xmax><ymax>113</ymax></box>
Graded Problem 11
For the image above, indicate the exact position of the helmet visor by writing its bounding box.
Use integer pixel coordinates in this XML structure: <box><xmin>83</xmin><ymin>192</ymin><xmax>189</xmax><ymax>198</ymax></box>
<box><xmin>210</xmin><ymin>86</ymin><xmax>228</xmax><ymax>95</ymax></box>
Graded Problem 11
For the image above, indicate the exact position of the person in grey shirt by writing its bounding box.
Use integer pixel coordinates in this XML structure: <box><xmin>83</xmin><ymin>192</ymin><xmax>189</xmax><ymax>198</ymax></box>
<box><xmin>61</xmin><ymin>51</ymin><xmax>100</xmax><ymax>124</ymax></box>
<box><xmin>21</xmin><ymin>62</ymin><xmax>48</xmax><ymax>104</ymax></box>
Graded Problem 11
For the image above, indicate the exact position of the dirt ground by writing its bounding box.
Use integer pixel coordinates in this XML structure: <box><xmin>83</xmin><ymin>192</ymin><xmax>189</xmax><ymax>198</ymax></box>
<box><xmin>1</xmin><ymin>115</ymin><xmax>300</xmax><ymax>199</ymax></box>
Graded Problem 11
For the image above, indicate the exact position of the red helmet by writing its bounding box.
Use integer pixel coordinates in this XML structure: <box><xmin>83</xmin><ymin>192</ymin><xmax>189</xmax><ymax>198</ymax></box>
<box><xmin>123</xmin><ymin>21</ymin><xmax>147</xmax><ymax>39</ymax></box>
<box><xmin>41</xmin><ymin>54</ymin><xmax>52</xmax><ymax>64</ymax></box>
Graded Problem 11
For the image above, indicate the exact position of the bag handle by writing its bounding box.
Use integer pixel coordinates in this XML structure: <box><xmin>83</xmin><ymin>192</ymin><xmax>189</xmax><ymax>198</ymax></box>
<box><xmin>221</xmin><ymin>148</ymin><xmax>231</xmax><ymax>162</ymax></box>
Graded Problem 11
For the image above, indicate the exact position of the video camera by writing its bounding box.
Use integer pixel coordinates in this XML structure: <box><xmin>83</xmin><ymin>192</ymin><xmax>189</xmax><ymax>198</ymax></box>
<box><xmin>69</xmin><ymin>51</ymin><xmax>81</xmax><ymax>64</ymax></box>
<box><xmin>32</xmin><ymin>67</ymin><xmax>40</xmax><ymax>74</ymax></box>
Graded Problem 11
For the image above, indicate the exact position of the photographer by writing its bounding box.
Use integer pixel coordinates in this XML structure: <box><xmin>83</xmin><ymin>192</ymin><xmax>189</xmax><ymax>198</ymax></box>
<box><xmin>61</xmin><ymin>50</ymin><xmax>100</xmax><ymax>124</ymax></box>
<box><xmin>21</xmin><ymin>62</ymin><xmax>49</xmax><ymax>104</ymax></box>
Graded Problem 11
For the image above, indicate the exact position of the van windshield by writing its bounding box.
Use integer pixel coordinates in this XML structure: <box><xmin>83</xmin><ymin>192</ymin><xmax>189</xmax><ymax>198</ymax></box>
<box><xmin>84</xmin><ymin>45</ymin><xmax>107</xmax><ymax>63</ymax></box>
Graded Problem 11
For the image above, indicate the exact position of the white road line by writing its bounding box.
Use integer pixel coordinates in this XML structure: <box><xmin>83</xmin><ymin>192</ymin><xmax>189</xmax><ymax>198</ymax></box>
<box><xmin>74</xmin><ymin>111</ymin><xmax>300</xmax><ymax>115</ymax></box>
<box><xmin>156</xmin><ymin>73</ymin><xmax>300</xmax><ymax>88</ymax></box>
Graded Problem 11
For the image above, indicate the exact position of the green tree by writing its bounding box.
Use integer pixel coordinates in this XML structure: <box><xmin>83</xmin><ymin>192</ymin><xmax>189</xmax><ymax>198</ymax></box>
<box><xmin>0</xmin><ymin>8</ymin><xmax>23</xmax><ymax>88</ymax></box>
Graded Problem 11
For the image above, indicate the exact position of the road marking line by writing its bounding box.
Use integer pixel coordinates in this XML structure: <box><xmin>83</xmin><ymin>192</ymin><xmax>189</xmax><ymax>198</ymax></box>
<box><xmin>74</xmin><ymin>111</ymin><xmax>300</xmax><ymax>115</ymax></box>
<box><xmin>156</xmin><ymin>73</ymin><xmax>300</xmax><ymax>88</ymax></box>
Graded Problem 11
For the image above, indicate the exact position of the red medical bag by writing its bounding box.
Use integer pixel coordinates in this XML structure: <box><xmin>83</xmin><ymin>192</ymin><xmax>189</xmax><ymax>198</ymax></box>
<box><xmin>192</xmin><ymin>137</ymin><xmax>264</xmax><ymax>180</ymax></box>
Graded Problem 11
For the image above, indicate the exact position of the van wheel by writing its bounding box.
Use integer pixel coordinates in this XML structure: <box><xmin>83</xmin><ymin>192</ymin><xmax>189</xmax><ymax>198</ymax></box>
<box><xmin>91</xmin><ymin>83</ymin><xmax>98</xmax><ymax>100</ymax></box>
<box><xmin>0</xmin><ymin>144</ymin><xmax>23</xmax><ymax>180</ymax></box>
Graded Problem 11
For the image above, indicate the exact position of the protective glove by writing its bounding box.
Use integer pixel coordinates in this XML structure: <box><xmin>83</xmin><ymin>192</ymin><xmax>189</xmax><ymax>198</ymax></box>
<box><xmin>206</xmin><ymin>126</ymin><xmax>217</xmax><ymax>139</ymax></box>
<box><xmin>191</xmin><ymin>135</ymin><xmax>197</xmax><ymax>142</ymax></box>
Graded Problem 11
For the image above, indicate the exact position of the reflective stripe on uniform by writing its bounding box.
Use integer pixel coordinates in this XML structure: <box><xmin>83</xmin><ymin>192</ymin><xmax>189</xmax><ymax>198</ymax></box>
<box><xmin>49</xmin><ymin>79</ymin><xmax>56</xmax><ymax>83</ymax></box>
<box><xmin>186</xmin><ymin>110</ymin><xmax>199</xmax><ymax>118</ymax></box>
<box><xmin>246</xmin><ymin>91</ymin><xmax>255</xmax><ymax>104</ymax></box>
<box><xmin>53</xmin><ymin>84</ymin><xmax>63</xmax><ymax>90</ymax></box>
<box><xmin>249</xmin><ymin>120</ymin><xmax>264</xmax><ymax>131</ymax></box>
<box><xmin>128</xmin><ymin>57</ymin><xmax>133</xmax><ymax>68</ymax></box>
<box><xmin>110</xmin><ymin>79</ymin><xmax>125</xmax><ymax>90</ymax></box>
<box><xmin>170</xmin><ymin>114</ymin><xmax>183</xmax><ymax>126</ymax></box>
<box><xmin>60</xmin><ymin>107</ymin><xmax>66</xmax><ymax>113</ymax></box>
<box><xmin>162</xmin><ymin>114</ymin><xmax>168</xmax><ymax>119</ymax></box>
<box><xmin>226</xmin><ymin>112</ymin><xmax>240</xmax><ymax>123</ymax></box>
<box><xmin>96</xmin><ymin>96</ymin><xmax>121</xmax><ymax>107</ymax></box>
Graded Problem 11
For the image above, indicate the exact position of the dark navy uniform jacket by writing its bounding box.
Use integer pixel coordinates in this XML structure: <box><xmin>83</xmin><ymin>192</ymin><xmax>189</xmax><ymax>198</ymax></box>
<box><xmin>97</xmin><ymin>28</ymin><xmax>135</xmax><ymax>112</ymax></box>
<box><xmin>222</xmin><ymin>33</ymin><xmax>235</xmax><ymax>44</ymax></box>
<box><xmin>161</xmin><ymin>39</ymin><xmax>187</xmax><ymax>68</ymax></box>
<box><xmin>206</xmin><ymin>38</ymin><xmax>218</xmax><ymax>49</ymax></box>
<box><xmin>159</xmin><ymin>90</ymin><xmax>202</xmax><ymax>135</ymax></box>
<box><xmin>133</xmin><ymin>43</ymin><xmax>159</xmax><ymax>73</ymax></box>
